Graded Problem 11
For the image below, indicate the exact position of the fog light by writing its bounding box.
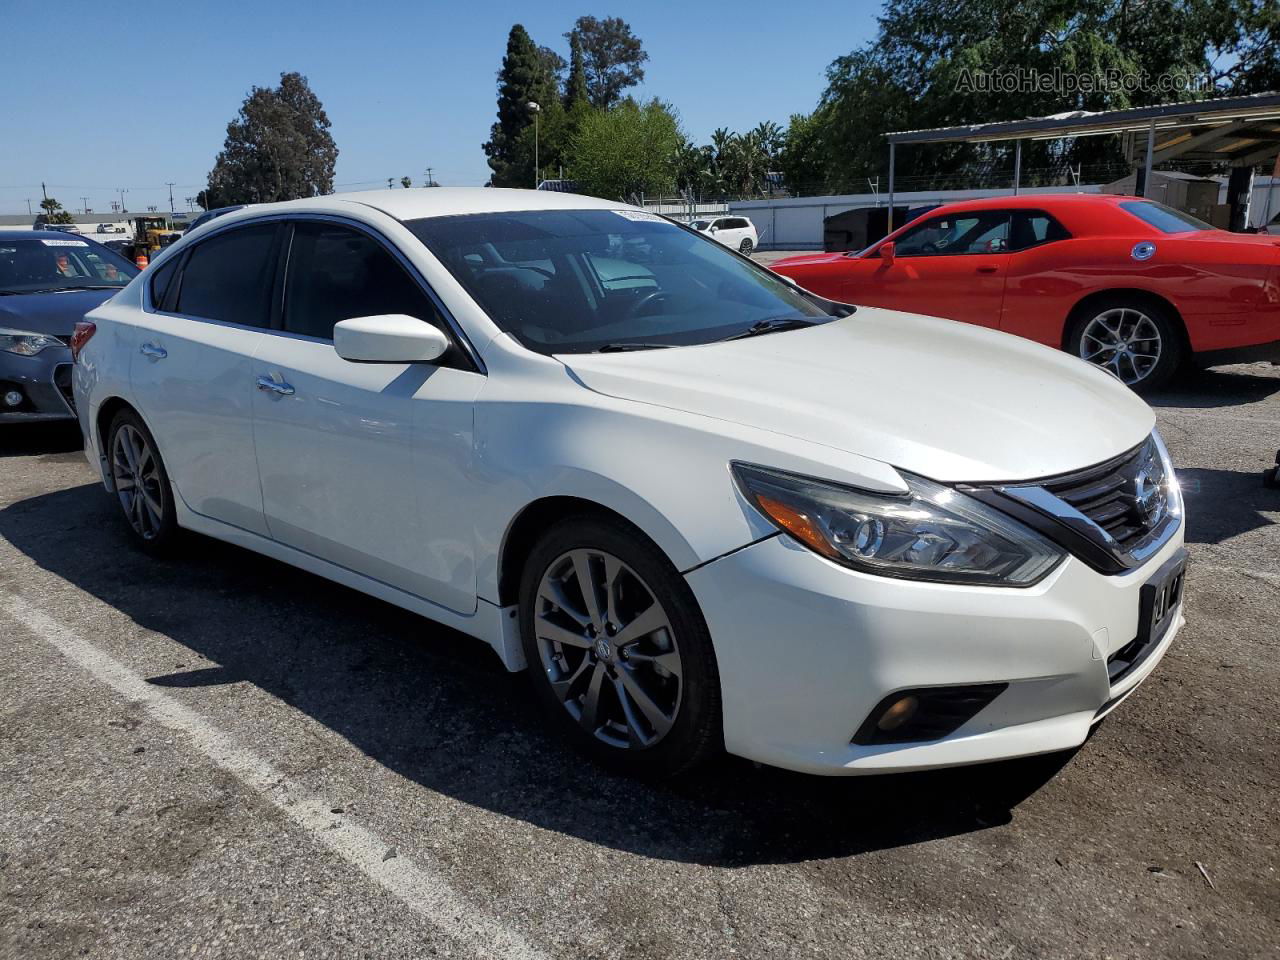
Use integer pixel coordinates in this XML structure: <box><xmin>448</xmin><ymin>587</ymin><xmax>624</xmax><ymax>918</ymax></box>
<box><xmin>876</xmin><ymin>694</ymin><xmax>919</xmax><ymax>732</ymax></box>
<box><xmin>3</xmin><ymin>389</ymin><xmax>22</xmax><ymax>408</ymax></box>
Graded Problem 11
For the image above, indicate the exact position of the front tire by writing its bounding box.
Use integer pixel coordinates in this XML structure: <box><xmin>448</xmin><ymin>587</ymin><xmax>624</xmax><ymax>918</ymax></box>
<box><xmin>518</xmin><ymin>515</ymin><xmax>722</xmax><ymax>778</ymax></box>
<box><xmin>107</xmin><ymin>409</ymin><xmax>179</xmax><ymax>553</ymax></box>
<box><xmin>1066</xmin><ymin>295</ymin><xmax>1184</xmax><ymax>392</ymax></box>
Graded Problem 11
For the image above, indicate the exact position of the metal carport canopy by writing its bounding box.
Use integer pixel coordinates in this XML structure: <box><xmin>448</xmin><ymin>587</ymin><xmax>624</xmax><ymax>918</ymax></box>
<box><xmin>881</xmin><ymin>91</ymin><xmax>1280</xmax><ymax>228</ymax></box>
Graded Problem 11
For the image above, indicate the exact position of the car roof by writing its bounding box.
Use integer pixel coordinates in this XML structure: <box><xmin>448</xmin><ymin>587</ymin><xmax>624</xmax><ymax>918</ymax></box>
<box><xmin>923</xmin><ymin>193</ymin><xmax>1145</xmax><ymax>214</ymax></box>
<box><xmin>241</xmin><ymin>187</ymin><xmax>630</xmax><ymax>222</ymax></box>
<box><xmin>0</xmin><ymin>229</ymin><xmax>106</xmax><ymax>241</ymax></box>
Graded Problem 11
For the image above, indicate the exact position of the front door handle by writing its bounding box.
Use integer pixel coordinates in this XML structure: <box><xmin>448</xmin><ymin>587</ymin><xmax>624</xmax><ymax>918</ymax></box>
<box><xmin>976</xmin><ymin>265</ymin><xmax>999</xmax><ymax>274</ymax></box>
<box><xmin>256</xmin><ymin>375</ymin><xmax>295</xmax><ymax>397</ymax></box>
<box><xmin>139</xmin><ymin>342</ymin><xmax>167</xmax><ymax>360</ymax></box>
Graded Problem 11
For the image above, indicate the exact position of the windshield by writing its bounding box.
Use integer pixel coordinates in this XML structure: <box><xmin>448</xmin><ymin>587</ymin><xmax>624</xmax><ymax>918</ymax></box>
<box><xmin>1119</xmin><ymin>200</ymin><xmax>1213</xmax><ymax>234</ymax></box>
<box><xmin>689</xmin><ymin>220</ymin><xmax>711</xmax><ymax>231</ymax></box>
<box><xmin>0</xmin><ymin>237</ymin><xmax>138</xmax><ymax>294</ymax></box>
<box><xmin>407</xmin><ymin>209</ymin><xmax>830</xmax><ymax>354</ymax></box>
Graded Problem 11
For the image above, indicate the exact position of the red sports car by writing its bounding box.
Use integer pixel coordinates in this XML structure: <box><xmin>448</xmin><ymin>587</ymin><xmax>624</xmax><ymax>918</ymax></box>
<box><xmin>771</xmin><ymin>194</ymin><xmax>1280</xmax><ymax>390</ymax></box>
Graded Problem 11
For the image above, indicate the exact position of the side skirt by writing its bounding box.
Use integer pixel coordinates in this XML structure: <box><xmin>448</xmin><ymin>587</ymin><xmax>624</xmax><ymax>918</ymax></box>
<box><xmin>172</xmin><ymin>487</ymin><xmax>526</xmax><ymax>672</ymax></box>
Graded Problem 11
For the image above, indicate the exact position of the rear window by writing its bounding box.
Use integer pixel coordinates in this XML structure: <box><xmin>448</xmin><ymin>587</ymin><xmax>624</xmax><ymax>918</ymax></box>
<box><xmin>175</xmin><ymin>223</ymin><xmax>278</xmax><ymax>326</ymax></box>
<box><xmin>1119</xmin><ymin>201</ymin><xmax>1213</xmax><ymax>233</ymax></box>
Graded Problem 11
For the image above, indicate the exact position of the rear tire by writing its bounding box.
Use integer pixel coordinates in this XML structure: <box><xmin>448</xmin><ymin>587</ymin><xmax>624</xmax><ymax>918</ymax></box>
<box><xmin>739</xmin><ymin>238</ymin><xmax>754</xmax><ymax>255</ymax></box>
<box><xmin>518</xmin><ymin>514</ymin><xmax>722</xmax><ymax>778</ymax></box>
<box><xmin>1066</xmin><ymin>295</ymin><xmax>1184</xmax><ymax>392</ymax></box>
<box><xmin>106</xmin><ymin>409</ymin><xmax>179</xmax><ymax>554</ymax></box>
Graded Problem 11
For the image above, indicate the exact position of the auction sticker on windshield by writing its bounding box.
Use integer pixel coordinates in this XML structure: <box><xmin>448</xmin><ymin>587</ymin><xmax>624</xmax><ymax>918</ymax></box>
<box><xmin>41</xmin><ymin>238</ymin><xmax>89</xmax><ymax>247</ymax></box>
<box><xmin>612</xmin><ymin>210</ymin><xmax>666</xmax><ymax>222</ymax></box>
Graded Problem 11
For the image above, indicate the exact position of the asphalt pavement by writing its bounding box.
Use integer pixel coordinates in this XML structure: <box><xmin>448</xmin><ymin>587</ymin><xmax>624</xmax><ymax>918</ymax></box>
<box><xmin>1</xmin><ymin>358</ymin><xmax>1277</xmax><ymax>960</ymax></box>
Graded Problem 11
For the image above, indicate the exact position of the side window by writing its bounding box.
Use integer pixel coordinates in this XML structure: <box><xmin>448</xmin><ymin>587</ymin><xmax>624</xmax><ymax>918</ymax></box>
<box><xmin>175</xmin><ymin>223</ymin><xmax>279</xmax><ymax>326</ymax></box>
<box><xmin>149</xmin><ymin>255</ymin><xmax>180</xmax><ymax>308</ymax></box>
<box><xmin>893</xmin><ymin>212</ymin><xmax>1011</xmax><ymax>257</ymax></box>
<box><xmin>1009</xmin><ymin>211</ymin><xmax>1070</xmax><ymax>251</ymax></box>
<box><xmin>283</xmin><ymin>221</ymin><xmax>445</xmax><ymax>341</ymax></box>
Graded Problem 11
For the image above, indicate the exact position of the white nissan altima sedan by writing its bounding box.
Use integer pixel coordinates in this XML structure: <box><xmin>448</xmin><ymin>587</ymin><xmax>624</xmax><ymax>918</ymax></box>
<box><xmin>71</xmin><ymin>188</ymin><xmax>1186</xmax><ymax>778</ymax></box>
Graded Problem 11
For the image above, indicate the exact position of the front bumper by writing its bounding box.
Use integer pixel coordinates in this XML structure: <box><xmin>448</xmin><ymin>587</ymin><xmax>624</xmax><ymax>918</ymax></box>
<box><xmin>686</xmin><ymin>526</ymin><xmax>1185</xmax><ymax>775</ymax></box>
<box><xmin>0</xmin><ymin>346</ymin><xmax>76</xmax><ymax>422</ymax></box>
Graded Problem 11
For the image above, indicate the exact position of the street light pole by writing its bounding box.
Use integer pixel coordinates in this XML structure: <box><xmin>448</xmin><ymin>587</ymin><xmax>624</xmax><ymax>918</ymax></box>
<box><xmin>527</xmin><ymin>101</ymin><xmax>541</xmax><ymax>189</ymax></box>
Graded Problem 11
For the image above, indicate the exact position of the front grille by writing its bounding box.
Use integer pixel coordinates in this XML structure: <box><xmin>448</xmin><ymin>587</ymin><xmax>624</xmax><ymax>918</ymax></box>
<box><xmin>1041</xmin><ymin>441</ymin><xmax>1155</xmax><ymax>550</ymax></box>
<box><xmin>963</xmin><ymin>434</ymin><xmax>1179</xmax><ymax>575</ymax></box>
<box><xmin>53</xmin><ymin>363</ymin><xmax>75</xmax><ymax>414</ymax></box>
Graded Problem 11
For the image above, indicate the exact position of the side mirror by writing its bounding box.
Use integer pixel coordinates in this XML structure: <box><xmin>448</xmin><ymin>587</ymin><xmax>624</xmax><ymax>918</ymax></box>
<box><xmin>333</xmin><ymin>314</ymin><xmax>449</xmax><ymax>363</ymax></box>
<box><xmin>710</xmin><ymin>224</ymin><xmax>719</xmax><ymax>232</ymax></box>
<box><xmin>879</xmin><ymin>241</ymin><xmax>895</xmax><ymax>265</ymax></box>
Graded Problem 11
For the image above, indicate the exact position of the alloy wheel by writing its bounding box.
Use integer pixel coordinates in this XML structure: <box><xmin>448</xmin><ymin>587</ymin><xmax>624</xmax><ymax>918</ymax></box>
<box><xmin>1079</xmin><ymin>307</ymin><xmax>1163</xmax><ymax>385</ymax></box>
<box><xmin>532</xmin><ymin>549</ymin><xmax>683</xmax><ymax>750</ymax></box>
<box><xmin>111</xmin><ymin>423</ymin><xmax>165</xmax><ymax>540</ymax></box>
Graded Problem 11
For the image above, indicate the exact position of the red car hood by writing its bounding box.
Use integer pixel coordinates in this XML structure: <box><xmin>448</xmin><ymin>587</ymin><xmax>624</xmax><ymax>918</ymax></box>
<box><xmin>770</xmin><ymin>251</ymin><xmax>849</xmax><ymax>269</ymax></box>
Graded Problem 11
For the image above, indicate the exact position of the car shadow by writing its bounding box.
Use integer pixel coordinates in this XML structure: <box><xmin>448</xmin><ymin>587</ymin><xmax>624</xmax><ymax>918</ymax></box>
<box><xmin>1178</xmin><ymin>466</ymin><xmax>1278</xmax><ymax>544</ymax></box>
<box><xmin>0</xmin><ymin>483</ymin><xmax>1074</xmax><ymax>867</ymax></box>
<box><xmin>1150</xmin><ymin>365</ymin><xmax>1280</xmax><ymax>409</ymax></box>
<box><xmin>0</xmin><ymin>422</ymin><xmax>83</xmax><ymax>458</ymax></box>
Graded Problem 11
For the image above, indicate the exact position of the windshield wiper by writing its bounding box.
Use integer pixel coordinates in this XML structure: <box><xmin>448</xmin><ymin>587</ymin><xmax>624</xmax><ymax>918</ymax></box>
<box><xmin>719</xmin><ymin>315</ymin><xmax>822</xmax><ymax>341</ymax></box>
<box><xmin>596</xmin><ymin>342</ymin><xmax>676</xmax><ymax>353</ymax></box>
<box><xmin>0</xmin><ymin>285</ymin><xmax>118</xmax><ymax>295</ymax></box>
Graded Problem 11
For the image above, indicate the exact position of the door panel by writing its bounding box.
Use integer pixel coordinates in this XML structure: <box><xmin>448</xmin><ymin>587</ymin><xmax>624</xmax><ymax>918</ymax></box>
<box><xmin>128</xmin><ymin>315</ymin><xmax>267</xmax><ymax>533</ymax></box>
<box><xmin>251</xmin><ymin>336</ymin><xmax>483</xmax><ymax>613</ymax></box>
<box><xmin>250</xmin><ymin>218</ymin><xmax>483</xmax><ymax>615</ymax></box>
<box><xmin>128</xmin><ymin>223</ymin><xmax>280</xmax><ymax>535</ymax></box>
<box><xmin>847</xmin><ymin>212</ymin><xmax>1012</xmax><ymax>328</ymax></box>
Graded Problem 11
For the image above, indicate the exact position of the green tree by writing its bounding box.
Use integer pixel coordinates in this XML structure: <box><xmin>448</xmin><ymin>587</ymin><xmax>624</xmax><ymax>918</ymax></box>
<box><xmin>564</xmin><ymin>31</ymin><xmax>590</xmax><ymax>109</ymax></box>
<box><xmin>778</xmin><ymin>110</ymin><xmax>833</xmax><ymax>196</ymax></box>
<box><xmin>566</xmin><ymin>16</ymin><xmax>648</xmax><ymax>109</ymax></box>
<box><xmin>807</xmin><ymin>0</ymin><xmax>1280</xmax><ymax>192</ymax></box>
<box><xmin>401</xmin><ymin>176</ymin><xmax>413</xmax><ymax>188</ymax></box>
<box><xmin>39</xmin><ymin>197</ymin><xmax>74</xmax><ymax>224</ymax></box>
<box><xmin>203</xmin><ymin>71</ymin><xmax>337</xmax><ymax>206</ymax></box>
<box><xmin>569</xmin><ymin>98</ymin><xmax>682</xmax><ymax>201</ymax></box>
<box><xmin>483</xmin><ymin>24</ymin><xmax>559</xmax><ymax>186</ymax></box>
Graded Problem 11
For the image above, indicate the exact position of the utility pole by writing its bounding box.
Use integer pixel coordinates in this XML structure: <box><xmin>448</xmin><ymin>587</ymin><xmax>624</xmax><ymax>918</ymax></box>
<box><xmin>118</xmin><ymin>188</ymin><xmax>127</xmax><ymax>213</ymax></box>
<box><xmin>424</xmin><ymin>167</ymin><xmax>434</xmax><ymax>187</ymax></box>
<box><xmin>25</xmin><ymin>199</ymin><xmax>32</xmax><ymax>216</ymax></box>
<box><xmin>166</xmin><ymin>182</ymin><xmax>176</xmax><ymax>213</ymax></box>
<box><xmin>387</xmin><ymin>177</ymin><xmax>394</xmax><ymax>190</ymax></box>
<box><xmin>527</xmin><ymin>101</ymin><xmax>541</xmax><ymax>188</ymax></box>
<box><xmin>81</xmin><ymin>197</ymin><xmax>90</xmax><ymax>214</ymax></box>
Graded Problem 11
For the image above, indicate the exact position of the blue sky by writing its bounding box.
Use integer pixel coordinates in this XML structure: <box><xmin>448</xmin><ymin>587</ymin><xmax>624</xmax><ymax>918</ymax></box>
<box><xmin>2</xmin><ymin>1</ymin><xmax>879</xmax><ymax>215</ymax></box>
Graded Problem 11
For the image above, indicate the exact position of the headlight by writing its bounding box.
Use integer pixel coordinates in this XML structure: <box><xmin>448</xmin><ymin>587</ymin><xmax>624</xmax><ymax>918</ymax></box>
<box><xmin>732</xmin><ymin>462</ymin><xmax>1065</xmax><ymax>586</ymax></box>
<box><xmin>0</xmin><ymin>327</ymin><xmax>61</xmax><ymax>357</ymax></box>
<box><xmin>1149</xmin><ymin>429</ymin><xmax>1183</xmax><ymax>521</ymax></box>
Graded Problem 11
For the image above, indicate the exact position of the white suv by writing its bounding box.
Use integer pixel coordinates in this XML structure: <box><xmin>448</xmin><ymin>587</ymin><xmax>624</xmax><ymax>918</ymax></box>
<box><xmin>72</xmin><ymin>189</ymin><xmax>1185</xmax><ymax>779</ymax></box>
<box><xmin>690</xmin><ymin>215</ymin><xmax>758</xmax><ymax>254</ymax></box>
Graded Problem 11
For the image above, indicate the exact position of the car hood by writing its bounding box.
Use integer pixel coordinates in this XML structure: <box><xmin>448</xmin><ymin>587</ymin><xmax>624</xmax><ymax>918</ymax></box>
<box><xmin>558</xmin><ymin>308</ymin><xmax>1155</xmax><ymax>483</ymax></box>
<box><xmin>0</xmin><ymin>288</ymin><xmax>119</xmax><ymax>337</ymax></box>
<box><xmin>771</xmin><ymin>251</ymin><xmax>849</xmax><ymax>268</ymax></box>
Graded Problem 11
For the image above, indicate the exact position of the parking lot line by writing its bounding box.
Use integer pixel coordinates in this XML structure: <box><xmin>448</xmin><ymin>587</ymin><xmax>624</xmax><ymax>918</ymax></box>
<box><xmin>1</xmin><ymin>590</ymin><xmax>551</xmax><ymax>960</ymax></box>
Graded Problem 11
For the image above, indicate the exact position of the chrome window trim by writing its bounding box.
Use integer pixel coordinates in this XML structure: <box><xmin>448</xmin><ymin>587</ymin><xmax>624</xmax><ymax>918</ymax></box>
<box><xmin>143</xmin><ymin>211</ymin><xmax>486</xmax><ymax>375</ymax></box>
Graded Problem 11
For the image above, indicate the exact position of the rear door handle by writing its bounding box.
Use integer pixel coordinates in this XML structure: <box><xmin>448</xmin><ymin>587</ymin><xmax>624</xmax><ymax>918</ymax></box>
<box><xmin>256</xmin><ymin>375</ymin><xmax>295</xmax><ymax>397</ymax></box>
<box><xmin>139</xmin><ymin>342</ymin><xmax>167</xmax><ymax>360</ymax></box>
